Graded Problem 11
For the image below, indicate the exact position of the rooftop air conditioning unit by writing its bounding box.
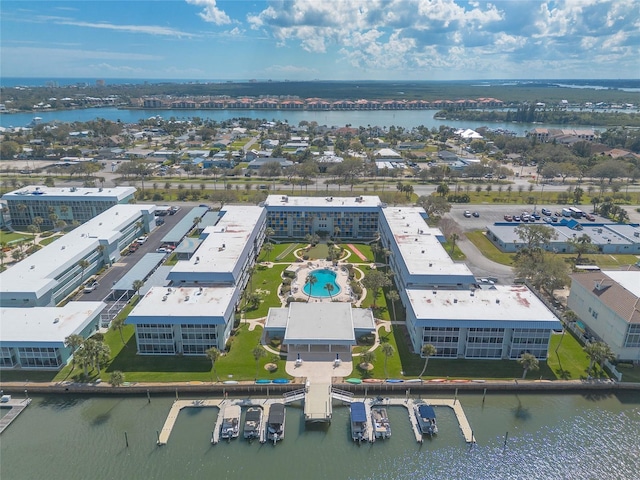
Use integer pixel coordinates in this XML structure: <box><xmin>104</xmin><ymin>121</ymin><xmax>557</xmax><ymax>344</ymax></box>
<box><xmin>496</xmin><ymin>299</ymin><xmax>500</xmax><ymax>304</ymax></box>
<box><xmin>162</xmin><ymin>296</ymin><xmax>167</xmax><ymax>302</ymax></box>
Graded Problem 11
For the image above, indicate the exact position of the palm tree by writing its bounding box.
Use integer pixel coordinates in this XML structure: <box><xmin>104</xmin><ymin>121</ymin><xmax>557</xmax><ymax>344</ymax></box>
<box><xmin>64</xmin><ymin>334</ymin><xmax>84</xmax><ymax>372</ymax></box>
<box><xmin>265</xmin><ymin>227</ymin><xmax>275</xmax><ymax>244</ymax></box>
<box><xmin>132</xmin><ymin>279</ymin><xmax>144</xmax><ymax>297</ymax></box>
<box><xmin>518</xmin><ymin>352</ymin><xmax>539</xmax><ymax>379</ymax></box>
<box><xmin>584</xmin><ymin>341</ymin><xmax>615</xmax><ymax>375</ymax></box>
<box><xmin>449</xmin><ymin>233</ymin><xmax>459</xmax><ymax>254</ymax></box>
<box><xmin>96</xmin><ymin>244</ymin><xmax>106</xmax><ymax>262</ymax></box>
<box><xmin>381</xmin><ymin>343</ymin><xmax>395</xmax><ymax>379</ymax></box>
<box><xmin>77</xmin><ymin>259</ymin><xmax>90</xmax><ymax>282</ymax></box>
<box><xmin>111</xmin><ymin>316</ymin><xmax>127</xmax><ymax>346</ymax></box>
<box><xmin>27</xmin><ymin>224</ymin><xmax>38</xmax><ymax>246</ymax></box>
<box><xmin>263</xmin><ymin>242</ymin><xmax>274</xmax><ymax>262</ymax></box>
<box><xmin>418</xmin><ymin>344</ymin><xmax>437</xmax><ymax>379</ymax></box>
<box><xmin>193</xmin><ymin>216</ymin><xmax>202</xmax><ymax>231</ymax></box>
<box><xmin>305</xmin><ymin>273</ymin><xmax>317</xmax><ymax>302</ymax></box>
<box><xmin>360</xmin><ymin>350</ymin><xmax>376</xmax><ymax>371</ymax></box>
<box><xmin>252</xmin><ymin>346</ymin><xmax>267</xmax><ymax>379</ymax></box>
<box><xmin>93</xmin><ymin>342</ymin><xmax>111</xmax><ymax>375</ymax></box>
<box><xmin>386</xmin><ymin>290</ymin><xmax>399</xmax><ymax>322</ymax></box>
<box><xmin>206</xmin><ymin>347</ymin><xmax>221</xmax><ymax>382</ymax></box>
<box><xmin>325</xmin><ymin>282</ymin><xmax>335</xmax><ymax>300</ymax></box>
<box><xmin>74</xmin><ymin>344</ymin><xmax>92</xmax><ymax>379</ymax></box>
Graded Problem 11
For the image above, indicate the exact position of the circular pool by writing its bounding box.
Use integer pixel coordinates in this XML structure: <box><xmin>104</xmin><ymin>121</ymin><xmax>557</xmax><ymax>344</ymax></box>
<box><xmin>302</xmin><ymin>268</ymin><xmax>342</xmax><ymax>298</ymax></box>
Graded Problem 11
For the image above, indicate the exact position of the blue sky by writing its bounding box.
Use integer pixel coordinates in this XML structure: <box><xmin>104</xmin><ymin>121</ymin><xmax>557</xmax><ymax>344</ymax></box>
<box><xmin>1</xmin><ymin>0</ymin><xmax>638</xmax><ymax>80</ymax></box>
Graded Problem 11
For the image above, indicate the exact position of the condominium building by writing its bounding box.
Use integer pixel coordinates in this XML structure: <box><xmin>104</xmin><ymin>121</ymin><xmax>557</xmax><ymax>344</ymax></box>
<box><xmin>568</xmin><ymin>269</ymin><xmax>640</xmax><ymax>362</ymax></box>
<box><xmin>129</xmin><ymin>196</ymin><xmax>560</xmax><ymax>360</ymax></box>
<box><xmin>2</xmin><ymin>185</ymin><xmax>136</xmax><ymax>228</ymax></box>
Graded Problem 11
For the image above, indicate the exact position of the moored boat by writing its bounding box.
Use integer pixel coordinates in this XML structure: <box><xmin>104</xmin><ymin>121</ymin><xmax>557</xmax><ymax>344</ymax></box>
<box><xmin>243</xmin><ymin>406</ymin><xmax>262</xmax><ymax>441</ymax></box>
<box><xmin>414</xmin><ymin>403</ymin><xmax>438</xmax><ymax>437</ymax></box>
<box><xmin>371</xmin><ymin>406</ymin><xmax>391</xmax><ymax>440</ymax></box>
<box><xmin>350</xmin><ymin>402</ymin><xmax>368</xmax><ymax>443</ymax></box>
<box><xmin>220</xmin><ymin>405</ymin><xmax>241</xmax><ymax>440</ymax></box>
<box><xmin>267</xmin><ymin>403</ymin><xmax>285</xmax><ymax>444</ymax></box>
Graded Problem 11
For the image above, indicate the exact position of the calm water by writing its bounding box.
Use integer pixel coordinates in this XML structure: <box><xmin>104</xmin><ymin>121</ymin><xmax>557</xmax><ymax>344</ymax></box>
<box><xmin>0</xmin><ymin>107</ymin><xmax>594</xmax><ymax>135</ymax></box>
<box><xmin>304</xmin><ymin>269</ymin><xmax>341</xmax><ymax>298</ymax></box>
<box><xmin>1</xmin><ymin>392</ymin><xmax>639</xmax><ymax>480</ymax></box>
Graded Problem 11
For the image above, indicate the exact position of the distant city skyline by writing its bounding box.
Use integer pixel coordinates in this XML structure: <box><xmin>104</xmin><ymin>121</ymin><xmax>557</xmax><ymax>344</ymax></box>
<box><xmin>1</xmin><ymin>0</ymin><xmax>638</xmax><ymax>81</ymax></box>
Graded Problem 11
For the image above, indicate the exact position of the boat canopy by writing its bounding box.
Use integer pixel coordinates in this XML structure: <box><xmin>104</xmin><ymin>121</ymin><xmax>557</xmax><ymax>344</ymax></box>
<box><xmin>268</xmin><ymin>404</ymin><xmax>285</xmax><ymax>424</ymax></box>
<box><xmin>418</xmin><ymin>405</ymin><xmax>436</xmax><ymax>419</ymax></box>
<box><xmin>245</xmin><ymin>408</ymin><xmax>261</xmax><ymax>423</ymax></box>
<box><xmin>351</xmin><ymin>402</ymin><xmax>367</xmax><ymax>423</ymax></box>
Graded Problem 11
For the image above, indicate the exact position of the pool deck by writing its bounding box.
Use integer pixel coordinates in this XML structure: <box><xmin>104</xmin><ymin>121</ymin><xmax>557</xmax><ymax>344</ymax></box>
<box><xmin>287</xmin><ymin>260</ymin><xmax>360</xmax><ymax>303</ymax></box>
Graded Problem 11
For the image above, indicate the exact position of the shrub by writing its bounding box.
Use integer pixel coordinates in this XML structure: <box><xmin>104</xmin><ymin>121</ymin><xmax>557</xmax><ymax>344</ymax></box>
<box><xmin>282</xmin><ymin>277</ymin><xmax>292</xmax><ymax>285</ymax></box>
<box><xmin>280</xmin><ymin>285</ymin><xmax>291</xmax><ymax>295</ymax></box>
<box><xmin>40</xmin><ymin>231</ymin><xmax>53</xmax><ymax>238</ymax></box>
<box><xmin>357</xmin><ymin>333</ymin><xmax>376</xmax><ymax>346</ymax></box>
<box><xmin>270</xmin><ymin>337</ymin><xmax>282</xmax><ymax>348</ymax></box>
<box><xmin>283</xmin><ymin>270</ymin><xmax>296</xmax><ymax>279</ymax></box>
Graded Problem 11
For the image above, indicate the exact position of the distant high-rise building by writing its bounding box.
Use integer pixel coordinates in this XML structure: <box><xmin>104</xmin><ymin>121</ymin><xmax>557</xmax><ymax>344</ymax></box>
<box><xmin>96</xmin><ymin>79</ymin><xmax>105</xmax><ymax>87</ymax></box>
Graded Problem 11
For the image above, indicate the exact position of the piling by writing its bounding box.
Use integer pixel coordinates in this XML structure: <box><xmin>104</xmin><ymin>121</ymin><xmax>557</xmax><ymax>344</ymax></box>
<box><xmin>454</xmin><ymin>388</ymin><xmax>458</xmax><ymax>404</ymax></box>
<box><xmin>147</xmin><ymin>389</ymin><xmax>151</xmax><ymax>403</ymax></box>
<box><xmin>125</xmin><ymin>432</ymin><xmax>129</xmax><ymax>447</ymax></box>
<box><xmin>503</xmin><ymin>431</ymin><xmax>509</xmax><ymax>452</ymax></box>
<box><xmin>482</xmin><ymin>388</ymin><xmax>487</xmax><ymax>404</ymax></box>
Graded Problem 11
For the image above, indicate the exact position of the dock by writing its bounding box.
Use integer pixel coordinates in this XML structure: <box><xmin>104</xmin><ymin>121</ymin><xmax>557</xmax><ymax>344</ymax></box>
<box><xmin>156</xmin><ymin>395</ymin><xmax>474</xmax><ymax>446</ymax></box>
<box><xmin>157</xmin><ymin>399</ymin><xmax>222</xmax><ymax>445</ymax></box>
<box><xmin>304</xmin><ymin>383</ymin><xmax>332</xmax><ymax>422</ymax></box>
<box><xmin>373</xmin><ymin>397</ymin><xmax>474</xmax><ymax>444</ymax></box>
<box><xmin>0</xmin><ymin>397</ymin><xmax>32</xmax><ymax>434</ymax></box>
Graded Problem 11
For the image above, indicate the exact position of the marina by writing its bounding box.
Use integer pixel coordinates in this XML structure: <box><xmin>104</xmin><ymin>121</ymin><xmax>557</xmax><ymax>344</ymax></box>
<box><xmin>155</xmin><ymin>393</ymin><xmax>474</xmax><ymax>447</ymax></box>
<box><xmin>0</xmin><ymin>392</ymin><xmax>638</xmax><ymax>480</ymax></box>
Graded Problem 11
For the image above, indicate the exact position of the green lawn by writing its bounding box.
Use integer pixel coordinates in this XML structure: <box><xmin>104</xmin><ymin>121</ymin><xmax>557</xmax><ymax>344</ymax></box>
<box><xmin>0</xmin><ymin>231</ymin><xmax>33</xmax><ymax>245</ymax></box>
<box><xmin>39</xmin><ymin>235</ymin><xmax>63</xmax><ymax>246</ymax></box>
<box><xmin>49</xmin><ymin>322</ymin><xmax>288</xmax><ymax>384</ymax></box>
<box><xmin>465</xmin><ymin>230</ymin><xmax>514</xmax><ymax>265</ymax></box>
<box><xmin>305</xmin><ymin>243</ymin><xmax>329</xmax><ymax>259</ymax></box>
<box><xmin>441</xmin><ymin>241</ymin><xmax>466</xmax><ymax>261</ymax></box>
<box><xmin>244</xmin><ymin>263</ymin><xmax>288</xmax><ymax>319</ymax></box>
<box><xmin>268</xmin><ymin>243</ymin><xmax>300</xmax><ymax>262</ymax></box>
<box><xmin>344</xmin><ymin>243</ymin><xmax>374</xmax><ymax>263</ymax></box>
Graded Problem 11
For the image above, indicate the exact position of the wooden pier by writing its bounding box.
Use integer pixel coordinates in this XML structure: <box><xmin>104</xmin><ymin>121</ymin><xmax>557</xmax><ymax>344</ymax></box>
<box><xmin>0</xmin><ymin>397</ymin><xmax>32</xmax><ymax>434</ymax></box>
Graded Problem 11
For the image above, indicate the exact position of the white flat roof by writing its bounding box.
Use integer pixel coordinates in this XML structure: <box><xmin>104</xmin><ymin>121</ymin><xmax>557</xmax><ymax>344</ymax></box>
<box><xmin>382</xmin><ymin>207</ymin><xmax>474</xmax><ymax>278</ymax></box>
<box><xmin>127</xmin><ymin>286</ymin><xmax>235</xmax><ymax>322</ymax></box>
<box><xmin>407</xmin><ymin>285</ymin><xmax>560</xmax><ymax>325</ymax></box>
<box><xmin>2</xmin><ymin>185</ymin><xmax>135</xmax><ymax>202</ymax></box>
<box><xmin>168</xmin><ymin>206</ymin><xmax>265</xmax><ymax>280</ymax></box>
<box><xmin>0</xmin><ymin>302</ymin><xmax>105</xmax><ymax>344</ymax></box>
<box><xmin>281</xmin><ymin>303</ymin><xmax>356</xmax><ymax>343</ymax></box>
<box><xmin>603</xmin><ymin>270</ymin><xmax>640</xmax><ymax>297</ymax></box>
<box><xmin>0</xmin><ymin>204</ymin><xmax>154</xmax><ymax>297</ymax></box>
<box><xmin>264</xmin><ymin>195</ymin><xmax>381</xmax><ymax>209</ymax></box>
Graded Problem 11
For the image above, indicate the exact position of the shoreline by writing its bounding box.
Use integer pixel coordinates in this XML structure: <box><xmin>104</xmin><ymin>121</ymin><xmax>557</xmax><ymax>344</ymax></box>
<box><xmin>1</xmin><ymin>379</ymin><xmax>638</xmax><ymax>396</ymax></box>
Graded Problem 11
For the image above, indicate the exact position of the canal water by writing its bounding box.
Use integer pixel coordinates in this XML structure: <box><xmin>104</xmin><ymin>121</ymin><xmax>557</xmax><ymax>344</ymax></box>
<box><xmin>1</xmin><ymin>392</ymin><xmax>638</xmax><ymax>480</ymax></box>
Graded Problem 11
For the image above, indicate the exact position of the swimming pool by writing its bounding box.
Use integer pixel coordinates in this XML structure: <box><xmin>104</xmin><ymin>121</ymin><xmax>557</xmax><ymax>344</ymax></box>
<box><xmin>302</xmin><ymin>269</ymin><xmax>342</xmax><ymax>298</ymax></box>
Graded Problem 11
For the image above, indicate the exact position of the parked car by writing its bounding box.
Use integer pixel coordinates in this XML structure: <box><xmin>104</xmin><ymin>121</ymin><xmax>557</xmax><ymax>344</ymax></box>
<box><xmin>504</xmin><ymin>215</ymin><xmax>513</xmax><ymax>222</ymax></box>
<box><xmin>137</xmin><ymin>236</ymin><xmax>147</xmax><ymax>244</ymax></box>
<box><xmin>472</xmin><ymin>212</ymin><xmax>480</xmax><ymax>218</ymax></box>
<box><xmin>585</xmin><ymin>213</ymin><xmax>596</xmax><ymax>221</ymax></box>
<box><xmin>541</xmin><ymin>208</ymin><xmax>552</xmax><ymax>216</ymax></box>
<box><xmin>513</xmin><ymin>215</ymin><xmax>521</xmax><ymax>222</ymax></box>
<box><xmin>84</xmin><ymin>281</ymin><xmax>99</xmax><ymax>293</ymax></box>
<box><xmin>464</xmin><ymin>210</ymin><xmax>472</xmax><ymax>218</ymax></box>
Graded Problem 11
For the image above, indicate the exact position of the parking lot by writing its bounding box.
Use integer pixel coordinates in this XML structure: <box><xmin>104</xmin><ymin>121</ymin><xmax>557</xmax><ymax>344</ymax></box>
<box><xmin>449</xmin><ymin>204</ymin><xmax>608</xmax><ymax>232</ymax></box>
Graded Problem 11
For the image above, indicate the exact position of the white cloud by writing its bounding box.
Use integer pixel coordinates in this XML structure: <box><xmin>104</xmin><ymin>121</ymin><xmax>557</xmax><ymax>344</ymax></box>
<box><xmin>56</xmin><ymin>20</ymin><xmax>195</xmax><ymax>38</ymax></box>
<box><xmin>186</xmin><ymin>0</ymin><xmax>231</xmax><ymax>25</ymax></box>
